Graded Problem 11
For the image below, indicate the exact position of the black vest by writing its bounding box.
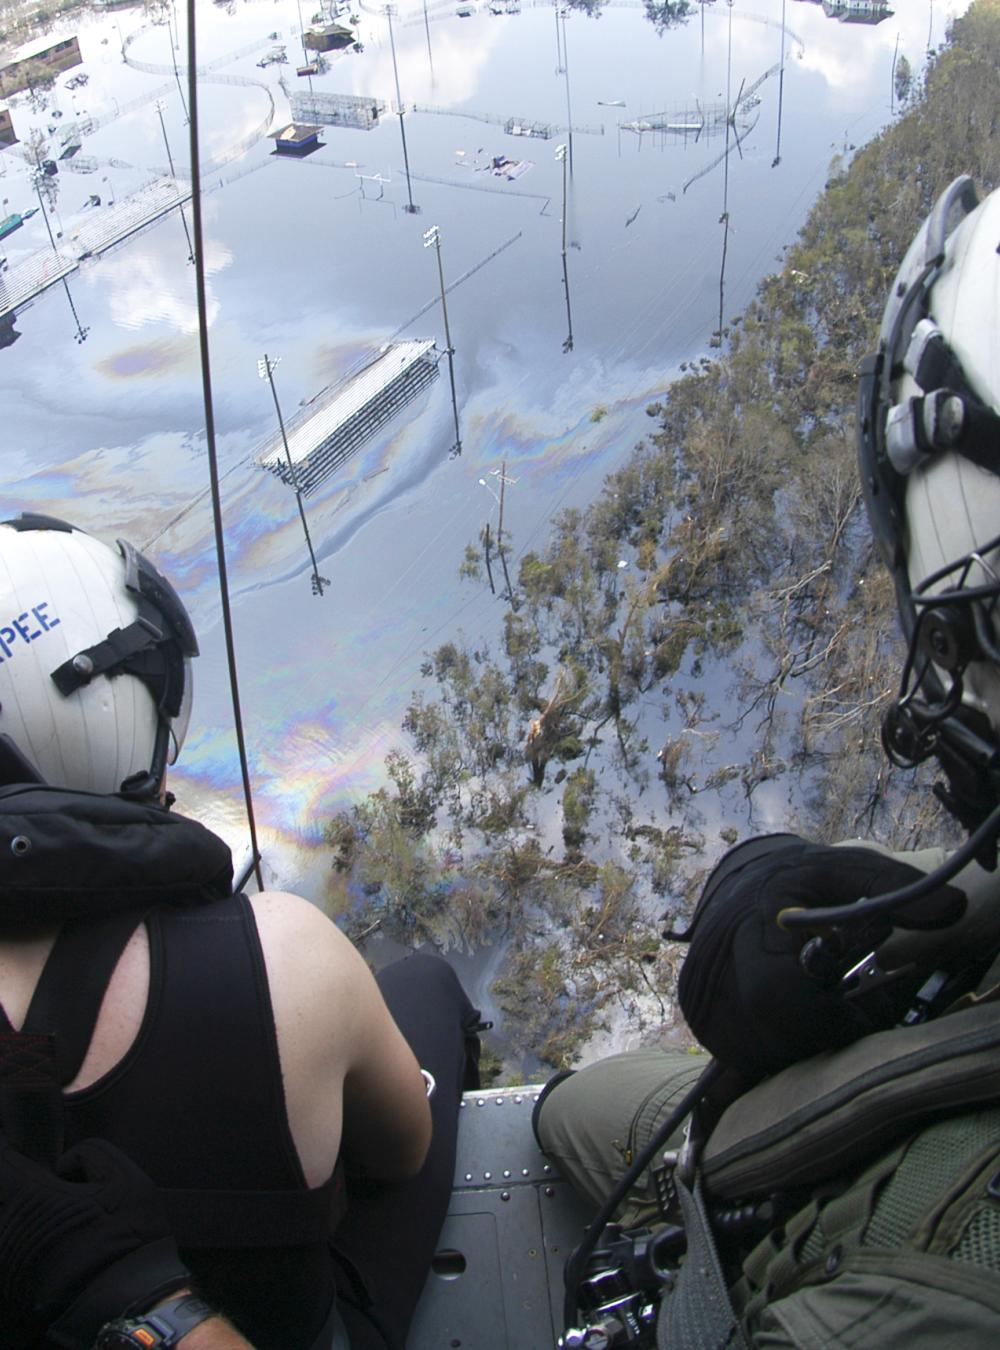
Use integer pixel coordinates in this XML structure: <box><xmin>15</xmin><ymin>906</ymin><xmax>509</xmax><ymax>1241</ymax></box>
<box><xmin>0</xmin><ymin>787</ymin><xmax>340</xmax><ymax>1349</ymax></box>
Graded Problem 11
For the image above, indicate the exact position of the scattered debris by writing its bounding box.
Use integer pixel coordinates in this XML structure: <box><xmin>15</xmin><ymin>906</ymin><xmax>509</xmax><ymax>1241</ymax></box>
<box><xmin>480</xmin><ymin>153</ymin><xmax>533</xmax><ymax>180</ymax></box>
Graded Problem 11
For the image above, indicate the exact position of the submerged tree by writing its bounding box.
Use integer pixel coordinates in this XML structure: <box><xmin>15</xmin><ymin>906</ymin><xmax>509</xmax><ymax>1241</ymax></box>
<box><xmin>894</xmin><ymin>52</ymin><xmax>913</xmax><ymax>105</ymax></box>
<box><xmin>643</xmin><ymin>0</ymin><xmax>695</xmax><ymax>34</ymax></box>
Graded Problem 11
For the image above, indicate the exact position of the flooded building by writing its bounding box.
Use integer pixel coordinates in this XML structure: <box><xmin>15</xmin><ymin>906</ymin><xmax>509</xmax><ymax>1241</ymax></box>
<box><xmin>271</xmin><ymin>123</ymin><xmax>323</xmax><ymax>156</ymax></box>
<box><xmin>303</xmin><ymin>23</ymin><xmax>355</xmax><ymax>52</ymax></box>
<box><xmin>259</xmin><ymin>340</ymin><xmax>441</xmax><ymax>495</ymax></box>
<box><xmin>793</xmin><ymin>0</ymin><xmax>893</xmax><ymax>22</ymax></box>
<box><xmin>0</xmin><ymin>35</ymin><xmax>83</xmax><ymax>98</ymax></box>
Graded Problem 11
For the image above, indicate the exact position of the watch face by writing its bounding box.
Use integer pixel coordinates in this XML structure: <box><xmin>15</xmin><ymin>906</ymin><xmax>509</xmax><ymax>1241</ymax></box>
<box><xmin>95</xmin><ymin>1331</ymin><xmax>149</xmax><ymax>1350</ymax></box>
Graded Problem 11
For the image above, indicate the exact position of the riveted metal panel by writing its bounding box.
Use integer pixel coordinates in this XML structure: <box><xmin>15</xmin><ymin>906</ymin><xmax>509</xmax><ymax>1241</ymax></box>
<box><xmin>408</xmin><ymin>1088</ymin><xmax>595</xmax><ymax>1349</ymax></box>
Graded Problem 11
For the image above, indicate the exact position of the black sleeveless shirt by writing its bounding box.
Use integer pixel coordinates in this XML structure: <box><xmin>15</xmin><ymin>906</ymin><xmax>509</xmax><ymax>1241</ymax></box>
<box><xmin>60</xmin><ymin>894</ymin><xmax>338</xmax><ymax>1349</ymax></box>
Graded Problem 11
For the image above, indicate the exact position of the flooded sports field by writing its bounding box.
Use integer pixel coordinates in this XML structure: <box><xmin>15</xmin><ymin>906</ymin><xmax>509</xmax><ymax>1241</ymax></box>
<box><xmin>0</xmin><ymin>0</ymin><xmax>964</xmax><ymax>882</ymax></box>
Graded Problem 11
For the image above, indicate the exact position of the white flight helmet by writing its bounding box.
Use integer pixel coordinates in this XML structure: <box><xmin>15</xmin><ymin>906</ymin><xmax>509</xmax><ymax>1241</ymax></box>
<box><xmin>0</xmin><ymin>514</ymin><xmax>197</xmax><ymax>798</ymax></box>
<box><xmin>859</xmin><ymin>176</ymin><xmax>1000</xmax><ymax>839</ymax></box>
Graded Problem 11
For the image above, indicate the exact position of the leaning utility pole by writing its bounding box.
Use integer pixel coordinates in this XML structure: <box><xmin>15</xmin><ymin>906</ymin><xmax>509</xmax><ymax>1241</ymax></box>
<box><xmin>423</xmin><ymin>225</ymin><xmax>462</xmax><ymax>456</ymax></box>
<box><xmin>258</xmin><ymin>355</ymin><xmax>330</xmax><ymax>597</ymax></box>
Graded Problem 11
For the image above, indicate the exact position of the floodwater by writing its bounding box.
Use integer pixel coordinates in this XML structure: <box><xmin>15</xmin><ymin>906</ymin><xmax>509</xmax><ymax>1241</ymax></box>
<box><xmin>0</xmin><ymin>0</ymin><xmax>967</xmax><ymax>892</ymax></box>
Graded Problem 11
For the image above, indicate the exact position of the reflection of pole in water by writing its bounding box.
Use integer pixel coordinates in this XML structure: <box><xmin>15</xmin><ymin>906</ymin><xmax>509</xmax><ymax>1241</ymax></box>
<box><xmin>295</xmin><ymin>0</ymin><xmax>309</xmax><ymax>63</ymax></box>
<box><xmin>155</xmin><ymin>98</ymin><xmax>176</xmax><ymax>175</ymax></box>
<box><xmin>257</xmin><ymin>355</ymin><xmax>329</xmax><ymax>597</ymax></box>
<box><xmin>561</xmin><ymin>8</ymin><xmax>574</xmax><ymax>173</ymax></box>
<box><xmin>718</xmin><ymin>1</ymin><xmax>734</xmax><ymax>344</ymax></box>
<box><xmin>555</xmin><ymin>143</ymin><xmax>573</xmax><ymax>352</ymax></box>
<box><xmin>773</xmin><ymin>0</ymin><xmax>786</xmax><ymax>167</ymax></box>
<box><xmin>167</xmin><ymin>17</ymin><xmax>190</xmax><ymax>123</ymax></box>
<box><xmin>423</xmin><ymin>226</ymin><xmax>462</xmax><ymax>457</ymax></box>
<box><xmin>177</xmin><ymin>204</ymin><xmax>195</xmax><ymax>265</ymax></box>
<box><xmin>722</xmin><ymin>1</ymin><xmax>732</xmax><ymax>218</ymax></box>
<box><xmin>32</xmin><ymin>173</ymin><xmax>57</xmax><ymax>253</ymax></box>
<box><xmin>62</xmin><ymin>279</ymin><xmax>88</xmax><ymax>344</ymax></box>
<box><xmin>556</xmin><ymin>142</ymin><xmax>568</xmax><ymax>256</ymax></box>
<box><xmin>422</xmin><ymin>0</ymin><xmax>434</xmax><ymax>81</ymax></box>
<box><xmin>156</xmin><ymin>99</ymin><xmax>195</xmax><ymax>262</ymax></box>
<box><xmin>385</xmin><ymin>6</ymin><xmax>419</xmax><ymax>213</ymax></box>
<box><xmin>561</xmin><ymin>252</ymin><xmax>574</xmax><ymax>354</ymax></box>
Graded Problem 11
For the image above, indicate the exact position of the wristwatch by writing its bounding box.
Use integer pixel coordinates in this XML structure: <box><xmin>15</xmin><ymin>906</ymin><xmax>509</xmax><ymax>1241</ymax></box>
<box><xmin>94</xmin><ymin>1293</ymin><xmax>215</xmax><ymax>1348</ymax></box>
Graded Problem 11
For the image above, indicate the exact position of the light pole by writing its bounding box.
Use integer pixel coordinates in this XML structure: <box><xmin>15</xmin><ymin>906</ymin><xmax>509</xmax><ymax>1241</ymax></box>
<box><xmin>479</xmin><ymin>465</ymin><xmax>517</xmax><ymax>540</ymax></box>
<box><xmin>423</xmin><ymin>225</ymin><xmax>461</xmax><ymax>457</ymax></box>
<box><xmin>257</xmin><ymin>356</ymin><xmax>330</xmax><ymax>597</ymax></box>
<box><xmin>385</xmin><ymin>5</ymin><xmax>418</xmax><ymax>213</ymax></box>
<box><xmin>555</xmin><ymin>142</ymin><xmax>568</xmax><ymax>257</ymax></box>
<box><xmin>478</xmin><ymin>465</ymin><xmax>517</xmax><ymax>602</ymax></box>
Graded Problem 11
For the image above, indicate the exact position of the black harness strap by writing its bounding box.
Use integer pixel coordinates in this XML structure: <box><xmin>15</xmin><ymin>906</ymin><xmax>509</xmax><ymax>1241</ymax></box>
<box><xmin>22</xmin><ymin>909</ymin><xmax>149</xmax><ymax>1080</ymax></box>
<box><xmin>0</xmin><ymin>1028</ymin><xmax>61</xmax><ymax>1164</ymax></box>
<box><xmin>0</xmin><ymin>909</ymin><xmax>147</xmax><ymax>1164</ymax></box>
<box><xmin>164</xmin><ymin>1161</ymin><xmax>346</xmax><ymax>1249</ymax></box>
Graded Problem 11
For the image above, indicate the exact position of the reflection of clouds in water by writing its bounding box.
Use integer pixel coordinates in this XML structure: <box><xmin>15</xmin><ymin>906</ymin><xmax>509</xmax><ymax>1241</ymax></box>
<box><xmin>96</xmin><ymin>334</ymin><xmax>195</xmax><ymax>379</ymax></box>
<box><xmin>0</xmin><ymin>433</ymin><xmax>204</xmax><ymax>534</ymax></box>
<box><xmin>178</xmin><ymin>706</ymin><xmax>400</xmax><ymax>830</ymax></box>
<box><xmin>795</xmin><ymin>1</ymin><xmax>972</xmax><ymax>93</ymax></box>
<box><xmin>467</xmin><ymin>347</ymin><xmax>667</xmax><ymax>482</ymax></box>
<box><xmin>346</xmin><ymin>18</ymin><xmax>504</xmax><ymax>108</ymax></box>
<box><xmin>691</xmin><ymin>0</ymin><xmax>971</xmax><ymax>100</ymax></box>
<box><xmin>100</xmin><ymin>229</ymin><xmax>233</xmax><ymax>333</ymax></box>
<box><xmin>310</xmin><ymin>340</ymin><xmax>379</xmax><ymax>388</ymax></box>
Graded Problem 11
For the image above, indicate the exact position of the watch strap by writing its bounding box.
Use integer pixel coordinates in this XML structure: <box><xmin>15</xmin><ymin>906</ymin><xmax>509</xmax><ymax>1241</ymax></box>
<box><xmin>96</xmin><ymin>1293</ymin><xmax>214</xmax><ymax>1347</ymax></box>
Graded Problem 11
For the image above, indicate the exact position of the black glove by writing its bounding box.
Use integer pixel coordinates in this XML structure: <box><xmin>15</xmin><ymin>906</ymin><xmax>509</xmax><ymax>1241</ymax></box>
<box><xmin>674</xmin><ymin>834</ymin><xmax>966</xmax><ymax>1078</ymax></box>
<box><xmin>0</xmin><ymin>1132</ymin><xmax>191</xmax><ymax>1349</ymax></box>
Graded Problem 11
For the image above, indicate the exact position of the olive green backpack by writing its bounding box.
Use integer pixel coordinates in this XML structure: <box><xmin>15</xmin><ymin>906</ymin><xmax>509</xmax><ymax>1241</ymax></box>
<box><xmin>659</xmin><ymin>1000</ymin><xmax>1000</xmax><ymax>1346</ymax></box>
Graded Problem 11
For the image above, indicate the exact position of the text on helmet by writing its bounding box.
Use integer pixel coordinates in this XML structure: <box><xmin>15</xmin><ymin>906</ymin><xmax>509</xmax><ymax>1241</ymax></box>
<box><xmin>0</xmin><ymin>605</ymin><xmax>60</xmax><ymax>661</ymax></box>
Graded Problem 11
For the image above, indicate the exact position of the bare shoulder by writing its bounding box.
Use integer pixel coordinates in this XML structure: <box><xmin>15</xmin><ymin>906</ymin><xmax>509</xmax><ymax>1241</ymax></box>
<box><xmin>248</xmin><ymin>889</ymin><xmax>357</xmax><ymax>956</ymax></box>
<box><xmin>247</xmin><ymin>892</ymin><xmax>431</xmax><ymax>1181</ymax></box>
<box><xmin>247</xmin><ymin>891</ymin><xmax>369</xmax><ymax>1023</ymax></box>
<box><xmin>247</xmin><ymin>891</ymin><xmax>370</xmax><ymax>1183</ymax></box>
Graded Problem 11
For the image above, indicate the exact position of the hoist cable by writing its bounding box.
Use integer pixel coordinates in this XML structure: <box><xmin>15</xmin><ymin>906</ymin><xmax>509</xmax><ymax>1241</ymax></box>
<box><xmin>184</xmin><ymin>0</ymin><xmax>264</xmax><ymax>892</ymax></box>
